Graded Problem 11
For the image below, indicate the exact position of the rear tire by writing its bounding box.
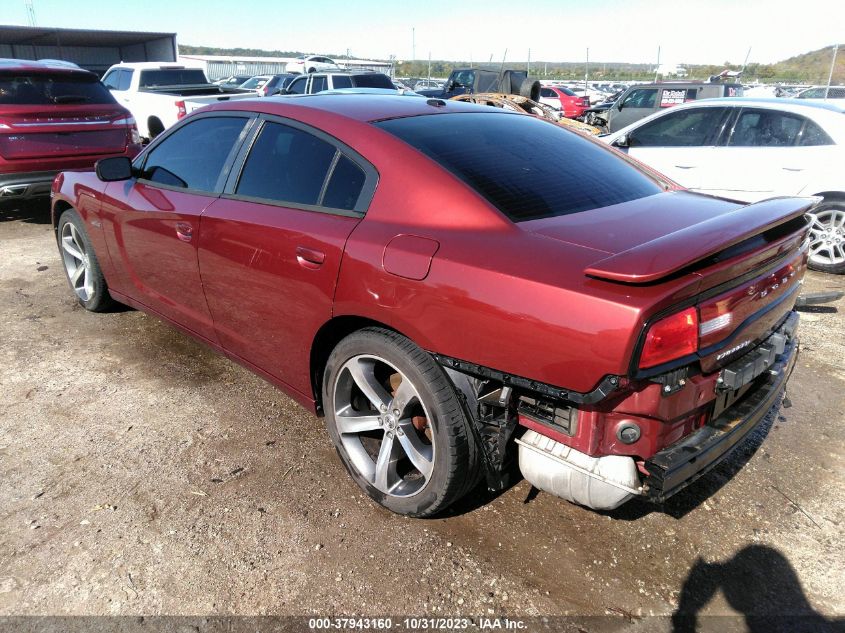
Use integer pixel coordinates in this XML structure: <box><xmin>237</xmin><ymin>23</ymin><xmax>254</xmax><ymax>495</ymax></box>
<box><xmin>519</xmin><ymin>79</ymin><xmax>541</xmax><ymax>102</ymax></box>
<box><xmin>808</xmin><ymin>199</ymin><xmax>845</xmax><ymax>274</ymax></box>
<box><xmin>57</xmin><ymin>208</ymin><xmax>115</xmax><ymax>312</ymax></box>
<box><xmin>323</xmin><ymin>327</ymin><xmax>481</xmax><ymax>517</ymax></box>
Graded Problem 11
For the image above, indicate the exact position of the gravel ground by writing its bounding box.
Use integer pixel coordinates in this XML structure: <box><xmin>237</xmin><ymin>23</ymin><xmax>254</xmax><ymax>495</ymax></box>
<box><xmin>0</xmin><ymin>200</ymin><xmax>843</xmax><ymax>630</ymax></box>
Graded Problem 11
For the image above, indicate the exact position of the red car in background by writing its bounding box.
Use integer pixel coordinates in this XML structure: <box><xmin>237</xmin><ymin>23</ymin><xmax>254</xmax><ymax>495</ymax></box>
<box><xmin>0</xmin><ymin>59</ymin><xmax>141</xmax><ymax>200</ymax></box>
<box><xmin>539</xmin><ymin>85</ymin><xmax>590</xmax><ymax>118</ymax></box>
<box><xmin>51</xmin><ymin>95</ymin><xmax>811</xmax><ymax>518</ymax></box>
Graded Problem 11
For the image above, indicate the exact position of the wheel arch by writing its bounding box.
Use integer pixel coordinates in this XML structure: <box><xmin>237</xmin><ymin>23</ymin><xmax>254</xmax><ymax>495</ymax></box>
<box><xmin>51</xmin><ymin>199</ymin><xmax>74</xmax><ymax>233</ymax></box>
<box><xmin>810</xmin><ymin>190</ymin><xmax>845</xmax><ymax>202</ymax></box>
<box><xmin>310</xmin><ymin>315</ymin><xmax>410</xmax><ymax>415</ymax></box>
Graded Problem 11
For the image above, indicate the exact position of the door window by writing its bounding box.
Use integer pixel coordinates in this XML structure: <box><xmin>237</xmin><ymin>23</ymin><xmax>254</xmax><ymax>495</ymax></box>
<box><xmin>141</xmin><ymin>117</ymin><xmax>248</xmax><ymax>192</ymax></box>
<box><xmin>729</xmin><ymin>110</ymin><xmax>805</xmax><ymax>147</ymax></box>
<box><xmin>798</xmin><ymin>119</ymin><xmax>834</xmax><ymax>146</ymax></box>
<box><xmin>102</xmin><ymin>69</ymin><xmax>119</xmax><ymax>90</ymax></box>
<box><xmin>540</xmin><ymin>87</ymin><xmax>556</xmax><ymax>98</ymax></box>
<box><xmin>629</xmin><ymin>107</ymin><xmax>727</xmax><ymax>147</ymax></box>
<box><xmin>311</xmin><ymin>75</ymin><xmax>328</xmax><ymax>93</ymax></box>
<box><xmin>287</xmin><ymin>76</ymin><xmax>307</xmax><ymax>94</ymax></box>
<box><xmin>332</xmin><ymin>75</ymin><xmax>353</xmax><ymax>89</ymax></box>
<box><xmin>117</xmin><ymin>69</ymin><xmax>133</xmax><ymax>91</ymax></box>
<box><xmin>621</xmin><ymin>88</ymin><xmax>658</xmax><ymax>109</ymax></box>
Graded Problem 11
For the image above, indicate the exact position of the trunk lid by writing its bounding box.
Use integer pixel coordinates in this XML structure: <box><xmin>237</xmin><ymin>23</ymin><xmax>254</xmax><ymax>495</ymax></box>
<box><xmin>0</xmin><ymin>104</ymin><xmax>129</xmax><ymax>160</ymax></box>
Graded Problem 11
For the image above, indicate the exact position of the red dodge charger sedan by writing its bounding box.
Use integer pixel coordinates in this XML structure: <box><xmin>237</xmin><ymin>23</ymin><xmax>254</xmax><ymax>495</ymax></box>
<box><xmin>51</xmin><ymin>94</ymin><xmax>812</xmax><ymax>517</ymax></box>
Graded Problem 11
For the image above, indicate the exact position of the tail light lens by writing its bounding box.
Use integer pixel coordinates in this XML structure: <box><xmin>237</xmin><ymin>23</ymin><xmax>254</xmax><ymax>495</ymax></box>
<box><xmin>261</xmin><ymin>85</ymin><xmax>270</xmax><ymax>96</ymax></box>
<box><xmin>581</xmin><ymin>98</ymin><xmax>590</xmax><ymax>107</ymax></box>
<box><xmin>113</xmin><ymin>115</ymin><xmax>141</xmax><ymax>146</ymax></box>
<box><xmin>175</xmin><ymin>100</ymin><xmax>187</xmax><ymax>119</ymax></box>
<box><xmin>639</xmin><ymin>307</ymin><xmax>699</xmax><ymax>369</ymax></box>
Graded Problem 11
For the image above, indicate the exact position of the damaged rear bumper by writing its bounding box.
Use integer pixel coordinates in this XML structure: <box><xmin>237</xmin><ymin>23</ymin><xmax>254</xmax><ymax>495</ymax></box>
<box><xmin>644</xmin><ymin>316</ymin><xmax>799</xmax><ymax>502</ymax></box>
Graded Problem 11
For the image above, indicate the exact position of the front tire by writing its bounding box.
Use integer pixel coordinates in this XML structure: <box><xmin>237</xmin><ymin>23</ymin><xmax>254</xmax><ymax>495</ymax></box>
<box><xmin>808</xmin><ymin>200</ymin><xmax>845</xmax><ymax>274</ymax></box>
<box><xmin>323</xmin><ymin>328</ymin><xmax>480</xmax><ymax>517</ymax></box>
<box><xmin>57</xmin><ymin>209</ymin><xmax>114</xmax><ymax>312</ymax></box>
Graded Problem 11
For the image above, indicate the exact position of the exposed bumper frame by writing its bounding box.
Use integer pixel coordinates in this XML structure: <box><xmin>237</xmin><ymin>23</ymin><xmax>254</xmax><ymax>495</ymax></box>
<box><xmin>644</xmin><ymin>317</ymin><xmax>799</xmax><ymax>502</ymax></box>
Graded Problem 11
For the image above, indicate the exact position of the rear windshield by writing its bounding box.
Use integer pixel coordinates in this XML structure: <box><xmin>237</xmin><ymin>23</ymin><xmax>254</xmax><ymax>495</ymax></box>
<box><xmin>0</xmin><ymin>72</ymin><xmax>115</xmax><ymax>105</ymax></box>
<box><xmin>139</xmin><ymin>69</ymin><xmax>207</xmax><ymax>88</ymax></box>
<box><xmin>376</xmin><ymin>112</ymin><xmax>662</xmax><ymax>222</ymax></box>
<box><xmin>351</xmin><ymin>74</ymin><xmax>394</xmax><ymax>89</ymax></box>
<box><xmin>559</xmin><ymin>86</ymin><xmax>576</xmax><ymax>96</ymax></box>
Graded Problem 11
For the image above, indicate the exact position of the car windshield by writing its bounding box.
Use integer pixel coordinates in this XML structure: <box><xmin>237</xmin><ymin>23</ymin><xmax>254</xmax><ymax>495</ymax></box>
<box><xmin>0</xmin><ymin>72</ymin><xmax>116</xmax><ymax>105</ymax></box>
<box><xmin>376</xmin><ymin>112</ymin><xmax>662</xmax><ymax>222</ymax></box>
<box><xmin>139</xmin><ymin>69</ymin><xmax>207</xmax><ymax>87</ymax></box>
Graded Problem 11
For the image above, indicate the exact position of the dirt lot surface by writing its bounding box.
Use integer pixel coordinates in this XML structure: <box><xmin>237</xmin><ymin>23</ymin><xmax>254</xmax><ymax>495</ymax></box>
<box><xmin>1</xmin><ymin>200</ymin><xmax>843</xmax><ymax>630</ymax></box>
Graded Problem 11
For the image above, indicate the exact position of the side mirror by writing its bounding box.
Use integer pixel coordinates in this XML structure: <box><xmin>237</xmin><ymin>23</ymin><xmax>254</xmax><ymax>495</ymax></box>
<box><xmin>612</xmin><ymin>134</ymin><xmax>629</xmax><ymax>148</ymax></box>
<box><xmin>617</xmin><ymin>101</ymin><xmax>624</xmax><ymax>111</ymax></box>
<box><xmin>95</xmin><ymin>156</ymin><xmax>134</xmax><ymax>182</ymax></box>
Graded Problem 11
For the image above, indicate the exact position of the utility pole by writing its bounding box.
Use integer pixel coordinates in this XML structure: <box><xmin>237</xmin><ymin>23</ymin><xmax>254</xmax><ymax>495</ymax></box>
<box><xmin>427</xmin><ymin>51</ymin><xmax>431</xmax><ymax>82</ymax></box>
<box><xmin>527</xmin><ymin>48</ymin><xmax>531</xmax><ymax>75</ymax></box>
<box><xmin>25</xmin><ymin>0</ymin><xmax>36</xmax><ymax>26</ymax></box>
<box><xmin>412</xmin><ymin>27</ymin><xmax>415</xmax><ymax>61</ymax></box>
<box><xmin>584</xmin><ymin>47</ymin><xmax>589</xmax><ymax>94</ymax></box>
<box><xmin>500</xmin><ymin>48</ymin><xmax>507</xmax><ymax>73</ymax></box>
<box><xmin>825</xmin><ymin>43</ymin><xmax>839</xmax><ymax>100</ymax></box>
<box><xmin>654</xmin><ymin>45</ymin><xmax>661</xmax><ymax>82</ymax></box>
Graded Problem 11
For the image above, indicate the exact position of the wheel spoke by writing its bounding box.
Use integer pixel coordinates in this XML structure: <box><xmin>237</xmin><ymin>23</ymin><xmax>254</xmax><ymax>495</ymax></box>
<box><xmin>335</xmin><ymin>410</ymin><xmax>382</xmax><ymax>434</ymax></box>
<box><xmin>374</xmin><ymin>433</ymin><xmax>396</xmax><ymax>491</ymax></box>
<box><xmin>347</xmin><ymin>359</ymin><xmax>392</xmax><ymax>411</ymax></box>
<box><xmin>71</xmin><ymin>262</ymin><xmax>86</xmax><ymax>285</ymax></box>
<box><xmin>397</xmin><ymin>424</ymin><xmax>434</xmax><ymax>479</ymax></box>
<box><xmin>61</xmin><ymin>238</ymin><xmax>84</xmax><ymax>261</ymax></box>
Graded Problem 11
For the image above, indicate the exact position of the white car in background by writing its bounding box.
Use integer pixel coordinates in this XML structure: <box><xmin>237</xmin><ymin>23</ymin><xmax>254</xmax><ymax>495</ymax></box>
<box><xmin>603</xmin><ymin>98</ymin><xmax>845</xmax><ymax>273</ymax></box>
<box><xmin>285</xmin><ymin>55</ymin><xmax>339</xmax><ymax>75</ymax></box>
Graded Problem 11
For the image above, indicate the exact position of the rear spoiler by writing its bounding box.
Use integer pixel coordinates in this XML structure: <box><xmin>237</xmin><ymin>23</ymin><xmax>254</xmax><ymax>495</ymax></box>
<box><xmin>584</xmin><ymin>197</ymin><xmax>817</xmax><ymax>284</ymax></box>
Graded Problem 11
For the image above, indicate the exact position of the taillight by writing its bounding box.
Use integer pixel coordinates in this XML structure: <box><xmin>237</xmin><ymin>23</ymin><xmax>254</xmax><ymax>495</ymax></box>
<box><xmin>261</xmin><ymin>85</ymin><xmax>270</xmax><ymax>96</ymax></box>
<box><xmin>176</xmin><ymin>100</ymin><xmax>187</xmax><ymax>119</ymax></box>
<box><xmin>639</xmin><ymin>307</ymin><xmax>699</xmax><ymax>369</ymax></box>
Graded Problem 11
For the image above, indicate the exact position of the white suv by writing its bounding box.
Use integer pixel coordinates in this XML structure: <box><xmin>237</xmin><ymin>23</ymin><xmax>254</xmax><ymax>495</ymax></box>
<box><xmin>284</xmin><ymin>72</ymin><xmax>395</xmax><ymax>95</ymax></box>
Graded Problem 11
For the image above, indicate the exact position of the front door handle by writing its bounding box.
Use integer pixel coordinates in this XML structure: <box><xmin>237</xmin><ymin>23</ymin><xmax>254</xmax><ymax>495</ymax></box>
<box><xmin>175</xmin><ymin>222</ymin><xmax>193</xmax><ymax>242</ymax></box>
<box><xmin>782</xmin><ymin>167</ymin><xmax>804</xmax><ymax>172</ymax></box>
<box><xmin>296</xmin><ymin>246</ymin><xmax>325</xmax><ymax>269</ymax></box>
<box><xmin>674</xmin><ymin>165</ymin><xmax>696</xmax><ymax>169</ymax></box>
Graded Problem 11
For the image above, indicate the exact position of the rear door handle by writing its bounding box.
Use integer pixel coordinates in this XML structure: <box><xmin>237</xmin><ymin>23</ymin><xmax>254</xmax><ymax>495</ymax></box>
<box><xmin>674</xmin><ymin>165</ymin><xmax>696</xmax><ymax>169</ymax></box>
<box><xmin>782</xmin><ymin>167</ymin><xmax>803</xmax><ymax>172</ymax></box>
<box><xmin>175</xmin><ymin>222</ymin><xmax>193</xmax><ymax>242</ymax></box>
<box><xmin>296</xmin><ymin>246</ymin><xmax>325</xmax><ymax>269</ymax></box>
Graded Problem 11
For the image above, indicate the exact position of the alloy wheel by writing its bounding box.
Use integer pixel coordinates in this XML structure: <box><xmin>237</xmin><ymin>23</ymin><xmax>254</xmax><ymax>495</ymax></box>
<box><xmin>808</xmin><ymin>208</ymin><xmax>845</xmax><ymax>267</ymax></box>
<box><xmin>60</xmin><ymin>222</ymin><xmax>93</xmax><ymax>301</ymax></box>
<box><xmin>332</xmin><ymin>354</ymin><xmax>435</xmax><ymax>497</ymax></box>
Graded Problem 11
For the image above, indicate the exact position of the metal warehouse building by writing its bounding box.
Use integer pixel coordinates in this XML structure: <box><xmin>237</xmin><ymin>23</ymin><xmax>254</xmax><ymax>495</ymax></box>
<box><xmin>0</xmin><ymin>25</ymin><xmax>177</xmax><ymax>75</ymax></box>
<box><xmin>178</xmin><ymin>54</ymin><xmax>394</xmax><ymax>81</ymax></box>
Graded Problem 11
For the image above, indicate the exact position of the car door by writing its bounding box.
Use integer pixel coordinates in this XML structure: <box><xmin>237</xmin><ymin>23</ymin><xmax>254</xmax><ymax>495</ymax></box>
<box><xmin>608</xmin><ymin>88</ymin><xmax>658</xmax><ymax>131</ymax></box>
<box><xmin>697</xmin><ymin>108</ymin><xmax>834</xmax><ymax>202</ymax></box>
<box><xmin>619</xmin><ymin>106</ymin><xmax>731</xmax><ymax>189</ymax></box>
<box><xmin>99</xmin><ymin>113</ymin><xmax>253</xmax><ymax>342</ymax></box>
<box><xmin>198</xmin><ymin>116</ymin><xmax>377</xmax><ymax>397</ymax></box>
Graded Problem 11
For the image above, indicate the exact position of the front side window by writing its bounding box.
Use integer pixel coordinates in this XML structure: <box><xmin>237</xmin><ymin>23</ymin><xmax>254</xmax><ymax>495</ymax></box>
<box><xmin>540</xmin><ymin>88</ymin><xmax>555</xmax><ymax>98</ymax></box>
<box><xmin>287</xmin><ymin>76</ymin><xmax>307</xmax><ymax>94</ymax></box>
<box><xmin>622</xmin><ymin>88</ymin><xmax>658</xmax><ymax>109</ymax></box>
<box><xmin>729</xmin><ymin>109</ymin><xmax>804</xmax><ymax>147</ymax></box>
<box><xmin>117</xmin><ymin>69</ymin><xmax>133</xmax><ymax>91</ymax></box>
<box><xmin>102</xmin><ymin>70</ymin><xmax>119</xmax><ymax>90</ymax></box>
<box><xmin>142</xmin><ymin>117</ymin><xmax>248</xmax><ymax>192</ymax></box>
<box><xmin>629</xmin><ymin>107</ymin><xmax>727</xmax><ymax>147</ymax></box>
<box><xmin>376</xmin><ymin>112</ymin><xmax>662</xmax><ymax>223</ymax></box>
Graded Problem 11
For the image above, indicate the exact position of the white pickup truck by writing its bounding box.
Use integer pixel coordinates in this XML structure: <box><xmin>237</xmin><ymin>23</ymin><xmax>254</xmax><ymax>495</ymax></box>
<box><xmin>101</xmin><ymin>62</ymin><xmax>255</xmax><ymax>141</ymax></box>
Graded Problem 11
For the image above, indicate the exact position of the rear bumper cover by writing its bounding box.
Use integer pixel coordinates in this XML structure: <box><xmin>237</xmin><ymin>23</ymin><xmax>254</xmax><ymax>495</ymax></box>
<box><xmin>644</xmin><ymin>313</ymin><xmax>799</xmax><ymax>502</ymax></box>
<box><xmin>0</xmin><ymin>170</ymin><xmax>59</xmax><ymax>199</ymax></box>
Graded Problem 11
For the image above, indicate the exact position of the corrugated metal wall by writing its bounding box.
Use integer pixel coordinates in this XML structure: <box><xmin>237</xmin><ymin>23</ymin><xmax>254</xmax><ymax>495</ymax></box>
<box><xmin>205</xmin><ymin>60</ymin><xmax>289</xmax><ymax>80</ymax></box>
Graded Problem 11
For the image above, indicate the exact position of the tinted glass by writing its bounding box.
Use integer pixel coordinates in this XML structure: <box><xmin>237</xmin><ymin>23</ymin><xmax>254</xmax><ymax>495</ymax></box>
<box><xmin>540</xmin><ymin>88</ymin><xmax>555</xmax><ymax>98</ymax></box>
<box><xmin>117</xmin><ymin>69</ymin><xmax>132</xmax><ymax>91</ymax></box>
<box><xmin>332</xmin><ymin>75</ymin><xmax>353</xmax><ymax>89</ymax></box>
<box><xmin>729</xmin><ymin>110</ymin><xmax>804</xmax><ymax>146</ymax></box>
<box><xmin>559</xmin><ymin>86</ymin><xmax>576</xmax><ymax>96</ymax></box>
<box><xmin>0</xmin><ymin>72</ymin><xmax>116</xmax><ymax>105</ymax></box>
<box><xmin>322</xmin><ymin>155</ymin><xmax>366</xmax><ymax>210</ymax></box>
<box><xmin>143</xmin><ymin>117</ymin><xmax>247</xmax><ymax>192</ymax></box>
<box><xmin>798</xmin><ymin>119</ymin><xmax>834</xmax><ymax>146</ymax></box>
<box><xmin>622</xmin><ymin>88</ymin><xmax>658</xmax><ymax>109</ymax></box>
<box><xmin>352</xmin><ymin>74</ymin><xmax>394</xmax><ymax>89</ymax></box>
<box><xmin>630</xmin><ymin>107</ymin><xmax>726</xmax><ymax>147</ymax></box>
<box><xmin>138</xmin><ymin>69</ymin><xmax>207</xmax><ymax>87</ymax></box>
<box><xmin>377</xmin><ymin>112</ymin><xmax>662</xmax><ymax>222</ymax></box>
<box><xmin>287</xmin><ymin>77</ymin><xmax>307</xmax><ymax>94</ymax></box>
<box><xmin>236</xmin><ymin>121</ymin><xmax>336</xmax><ymax>206</ymax></box>
<box><xmin>311</xmin><ymin>76</ymin><xmax>328</xmax><ymax>93</ymax></box>
<box><xmin>241</xmin><ymin>77</ymin><xmax>269</xmax><ymax>89</ymax></box>
<box><xmin>102</xmin><ymin>70</ymin><xmax>119</xmax><ymax>90</ymax></box>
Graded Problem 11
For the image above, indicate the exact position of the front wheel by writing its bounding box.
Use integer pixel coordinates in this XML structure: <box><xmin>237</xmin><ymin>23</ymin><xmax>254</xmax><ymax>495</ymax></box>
<box><xmin>323</xmin><ymin>328</ymin><xmax>480</xmax><ymax>517</ymax></box>
<box><xmin>57</xmin><ymin>209</ymin><xmax>114</xmax><ymax>312</ymax></box>
<box><xmin>808</xmin><ymin>200</ymin><xmax>845</xmax><ymax>274</ymax></box>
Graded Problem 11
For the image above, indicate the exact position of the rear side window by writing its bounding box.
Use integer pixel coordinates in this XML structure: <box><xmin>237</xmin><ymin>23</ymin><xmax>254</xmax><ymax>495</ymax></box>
<box><xmin>660</xmin><ymin>88</ymin><xmax>697</xmax><ymax>107</ymax></box>
<box><xmin>235</xmin><ymin>121</ymin><xmax>336</xmax><ymax>206</ymax></box>
<box><xmin>376</xmin><ymin>112</ymin><xmax>662</xmax><ymax>222</ymax></box>
<box><xmin>352</xmin><ymin>74</ymin><xmax>394</xmax><ymax>89</ymax></box>
<box><xmin>142</xmin><ymin>117</ymin><xmax>248</xmax><ymax>192</ymax></box>
<box><xmin>311</xmin><ymin>75</ymin><xmax>328</xmax><ymax>93</ymax></box>
<box><xmin>629</xmin><ymin>107</ymin><xmax>727</xmax><ymax>147</ymax></box>
<box><xmin>332</xmin><ymin>75</ymin><xmax>353</xmax><ymax>89</ymax></box>
<box><xmin>322</xmin><ymin>156</ymin><xmax>366</xmax><ymax>210</ymax></box>
<box><xmin>798</xmin><ymin>119</ymin><xmax>834</xmax><ymax>146</ymax></box>
<box><xmin>0</xmin><ymin>72</ymin><xmax>116</xmax><ymax>105</ymax></box>
<box><xmin>622</xmin><ymin>88</ymin><xmax>658</xmax><ymax>109</ymax></box>
<box><xmin>729</xmin><ymin>109</ymin><xmax>804</xmax><ymax>147</ymax></box>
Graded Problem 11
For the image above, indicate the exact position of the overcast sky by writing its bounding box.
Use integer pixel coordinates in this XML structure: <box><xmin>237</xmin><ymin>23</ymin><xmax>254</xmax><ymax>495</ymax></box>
<box><xmin>7</xmin><ymin>0</ymin><xmax>842</xmax><ymax>65</ymax></box>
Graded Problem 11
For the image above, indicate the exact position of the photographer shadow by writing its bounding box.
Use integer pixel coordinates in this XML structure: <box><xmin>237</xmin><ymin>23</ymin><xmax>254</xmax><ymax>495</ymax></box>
<box><xmin>672</xmin><ymin>545</ymin><xmax>843</xmax><ymax>633</ymax></box>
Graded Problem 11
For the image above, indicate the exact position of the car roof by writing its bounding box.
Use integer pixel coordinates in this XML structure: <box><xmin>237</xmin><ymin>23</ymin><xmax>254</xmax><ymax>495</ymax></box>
<box><xmin>671</xmin><ymin>96</ymin><xmax>845</xmax><ymax>114</ymax></box>
<box><xmin>215</xmin><ymin>92</ymin><xmax>503</xmax><ymax>122</ymax></box>
<box><xmin>0</xmin><ymin>57</ymin><xmax>91</xmax><ymax>75</ymax></box>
